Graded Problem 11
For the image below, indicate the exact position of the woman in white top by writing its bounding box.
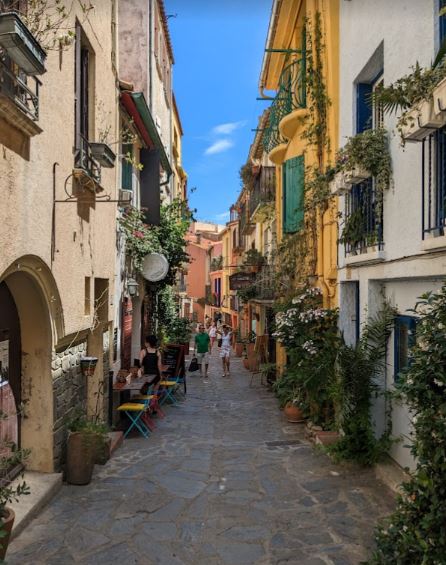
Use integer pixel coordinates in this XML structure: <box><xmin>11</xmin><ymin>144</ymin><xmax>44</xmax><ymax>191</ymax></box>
<box><xmin>208</xmin><ymin>322</ymin><xmax>217</xmax><ymax>349</ymax></box>
<box><xmin>218</xmin><ymin>325</ymin><xmax>232</xmax><ymax>377</ymax></box>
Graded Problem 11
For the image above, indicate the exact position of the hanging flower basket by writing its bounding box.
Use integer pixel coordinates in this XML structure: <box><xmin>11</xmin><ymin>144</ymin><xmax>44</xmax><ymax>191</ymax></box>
<box><xmin>80</xmin><ymin>357</ymin><xmax>98</xmax><ymax>377</ymax></box>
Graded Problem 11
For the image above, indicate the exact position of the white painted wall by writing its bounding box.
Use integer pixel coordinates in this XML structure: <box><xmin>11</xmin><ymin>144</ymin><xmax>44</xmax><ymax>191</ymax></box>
<box><xmin>339</xmin><ymin>0</ymin><xmax>445</xmax><ymax>470</ymax></box>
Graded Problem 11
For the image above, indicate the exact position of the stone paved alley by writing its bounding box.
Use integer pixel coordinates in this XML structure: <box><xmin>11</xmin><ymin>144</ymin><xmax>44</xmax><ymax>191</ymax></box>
<box><xmin>8</xmin><ymin>350</ymin><xmax>394</xmax><ymax>565</ymax></box>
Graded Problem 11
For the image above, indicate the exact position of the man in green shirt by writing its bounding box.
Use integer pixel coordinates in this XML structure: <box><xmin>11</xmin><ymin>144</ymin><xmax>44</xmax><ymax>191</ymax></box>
<box><xmin>194</xmin><ymin>324</ymin><xmax>210</xmax><ymax>380</ymax></box>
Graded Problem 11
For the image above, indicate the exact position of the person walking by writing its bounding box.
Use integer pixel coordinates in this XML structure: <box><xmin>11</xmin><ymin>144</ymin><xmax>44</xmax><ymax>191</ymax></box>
<box><xmin>218</xmin><ymin>324</ymin><xmax>232</xmax><ymax>377</ymax></box>
<box><xmin>208</xmin><ymin>322</ymin><xmax>217</xmax><ymax>349</ymax></box>
<box><xmin>194</xmin><ymin>323</ymin><xmax>210</xmax><ymax>381</ymax></box>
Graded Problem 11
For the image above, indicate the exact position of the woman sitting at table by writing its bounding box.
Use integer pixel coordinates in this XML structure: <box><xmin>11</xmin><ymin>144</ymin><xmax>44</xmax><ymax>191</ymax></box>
<box><xmin>138</xmin><ymin>335</ymin><xmax>163</xmax><ymax>393</ymax></box>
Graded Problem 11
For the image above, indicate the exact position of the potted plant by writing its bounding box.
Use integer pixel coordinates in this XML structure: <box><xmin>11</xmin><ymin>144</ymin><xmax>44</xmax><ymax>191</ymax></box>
<box><xmin>65</xmin><ymin>411</ymin><xmax>109</xmax><ymax>485</ymax></box>
<box><xmin>0</xmin><ymin>447</ymin><xmax>30</xmax><ymax>560</ymax></box>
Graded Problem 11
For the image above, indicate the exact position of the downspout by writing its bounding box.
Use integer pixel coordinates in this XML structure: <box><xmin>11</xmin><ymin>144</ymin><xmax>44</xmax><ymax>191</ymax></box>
<box><xmin>149</xmin><ymin>0</ymin><xmax>153</xmax><ymax>112</ymax></box>
<box><xmin>51</xmin><ymin>162</ymin><xmax>59</xmax><ymax>268</ymax></box>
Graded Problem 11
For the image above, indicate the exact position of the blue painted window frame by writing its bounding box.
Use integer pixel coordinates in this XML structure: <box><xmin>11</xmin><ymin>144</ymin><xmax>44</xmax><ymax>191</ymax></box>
<box><xmin>440</xmin><ymin>0</ymin><xmax>446</xmax><ymax>45</ymax></box>
<box><xmin>394</xmin><ymin>315</ymin><xmax>418</xmax><ymax>382</ymax></box>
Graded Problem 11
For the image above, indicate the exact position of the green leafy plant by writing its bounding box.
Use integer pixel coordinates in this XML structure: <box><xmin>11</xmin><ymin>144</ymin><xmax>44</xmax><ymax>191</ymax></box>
<box><xmin>239</xmin><ymin>162</ymin><xmax>256</xmax><ymax>191</ymax></box>
<box><xmin>328</xmin><ymin>303</ymin><xmax>395</xmax><ymax>466</ymax></box>
<box><xmin>369</xmin><ymin>285</ymin><xmax>446</xmax><ymax>563</ymax></box>
<box><xmin>210</xmin><ymin>255</ymin><xmax>223</xmax><ymax>271</ymax></box>
<box><xmin>244</xmin><ymin>248</ymin><xmax>264</xmax><ymax>267</ymax></box>
<box><xmin>273</xmin><ymin>371</ymin><xmax>306</xmax><ymax>409</ymax></box>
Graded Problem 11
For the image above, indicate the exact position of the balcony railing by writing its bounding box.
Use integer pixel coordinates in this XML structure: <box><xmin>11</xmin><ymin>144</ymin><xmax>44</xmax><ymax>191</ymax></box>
<box><xmin>263</xmin><ymin>57</ymin><xmax>306</xmax><ymax>154</ymax></box>
<box><xmin>0</xmin><ymin>53</ymin><xmax>40</xmax><ymax>120</ymax></box>
<box><xmin>254</xmin><ymin>263</ymin><xmax>275</xmax><ymax>301</ymax></box>
<box><xmin>343</xmin><ymin>179</ymin><xmax>384</xmax><ymax>255</ymax></box>
<box><xmin>75</xmin><ymin>134</ymin><xmax>101</xmax><ymax>183</ymax></box>
<box><xmin>249</xmin><ymin>166</ymin><xmax>275</xmax><ymax>218</ymax></box>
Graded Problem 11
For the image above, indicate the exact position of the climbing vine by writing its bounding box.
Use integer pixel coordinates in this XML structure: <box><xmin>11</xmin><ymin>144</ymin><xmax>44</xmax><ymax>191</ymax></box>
<box><xmin>369</xmin><ymin>286</ymin><xmax>446</xmax><ymax>563</ymax></box>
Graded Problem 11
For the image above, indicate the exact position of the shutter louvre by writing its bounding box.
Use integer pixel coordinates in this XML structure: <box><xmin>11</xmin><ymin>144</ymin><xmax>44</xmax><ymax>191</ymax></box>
<box><xmin>283</xmin><ymin>156</ymin><xmax>304</xmax><ymax>234</ymax></box>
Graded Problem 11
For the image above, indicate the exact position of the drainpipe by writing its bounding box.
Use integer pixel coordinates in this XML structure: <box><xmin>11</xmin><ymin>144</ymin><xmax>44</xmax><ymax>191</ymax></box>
<box><xmin>149</xmin><ymin>0</ymin><xmax>153</xmax><ymax>112</ymax></box>
<box><xmin>51</xmin><ymin>162</ymin><xmax>59</xmax><ymax>268</ymax></box>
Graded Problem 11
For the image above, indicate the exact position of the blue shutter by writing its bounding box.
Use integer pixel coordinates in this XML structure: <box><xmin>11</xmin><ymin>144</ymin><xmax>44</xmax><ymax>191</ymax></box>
<box><xmin>356</xmin><ymin>83</ymin><xmax>373</xmax><ymax>134</ymax></box>
<box><xmin>283</xmin><ymin>156</ymin><xmax>304</xmax><ymax>234</ymax></box>
<box><xmin>441</xmin><ymin>0</ymin><xmax>446</xmax><ymax>45</ymax></box>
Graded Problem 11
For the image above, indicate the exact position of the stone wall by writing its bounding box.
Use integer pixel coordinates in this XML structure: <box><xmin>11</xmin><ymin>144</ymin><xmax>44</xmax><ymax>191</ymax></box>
<box><xmin>52</xmin><ymin>341</ymin><xmax>88</xmax><ymax>470</ymax></box>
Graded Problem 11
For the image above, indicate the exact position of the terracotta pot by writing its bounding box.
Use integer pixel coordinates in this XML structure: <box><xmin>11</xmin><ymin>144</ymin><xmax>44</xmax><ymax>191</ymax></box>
<box><xmin>66</xmin><ymin>431</ymin><xmax>95</xmax><ymax>485</ymax></box>
<box><xmin>246</xmin><ymin>343</ymin><xmax>255</xmax><ymax>356</ymax></box>
<box><xmin>314</xmin><ymin>431</ymin><xmax>340</xmax><ymax>446</ymax></box>
<box><xmin>235</xmin><ymin>343</ymin><xmax>244</xmax><ymax>357</ymax></box>
<box><xmin>284</xmin><ymin>403</ymin><xmax>305</xmax><ymax>423</ymax></box>
<box><xmin>0</xmin><ymin>508</ymin><xmax>14</xmax><ymax>561</ymax></box>
<box><xmin>242</xmin><ymin>358</ymin><xmax>250</xmax><ymax>370</ymax></box>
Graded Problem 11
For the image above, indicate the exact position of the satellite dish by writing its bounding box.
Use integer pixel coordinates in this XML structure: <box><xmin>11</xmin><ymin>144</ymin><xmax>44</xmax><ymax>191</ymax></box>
<box><xmin>142</xmin><ymin>253</ymin><xmax>169</xmax><ymax>282</ymax></box>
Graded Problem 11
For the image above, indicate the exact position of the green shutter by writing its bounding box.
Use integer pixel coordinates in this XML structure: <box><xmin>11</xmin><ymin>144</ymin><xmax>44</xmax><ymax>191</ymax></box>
<box><xmin>121</xmin><ymin>144</ymin><xmax>133</xmax><ymax>191</ymax></box>
<box><xmin>283</xmin><ymin>155</ymin><xmax>304</xmax><ymax>234</ymax></box>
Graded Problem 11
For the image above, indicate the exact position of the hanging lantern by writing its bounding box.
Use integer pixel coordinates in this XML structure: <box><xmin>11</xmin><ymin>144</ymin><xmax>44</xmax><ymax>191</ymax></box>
<box><xmin>80</xmin><ymin>357</ymin><xmax>98</xmax><ymax>377</ymax></box>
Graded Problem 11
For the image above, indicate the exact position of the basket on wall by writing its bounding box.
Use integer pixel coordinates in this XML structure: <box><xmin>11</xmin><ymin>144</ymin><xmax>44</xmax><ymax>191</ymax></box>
<box><xmin>80</xmin><ymin>357</ymin><xmax>99</xmax><ymax>377</ymax></box>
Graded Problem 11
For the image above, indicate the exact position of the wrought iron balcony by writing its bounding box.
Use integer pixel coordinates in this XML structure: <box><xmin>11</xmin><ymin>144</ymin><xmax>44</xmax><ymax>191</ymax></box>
<box><xmin>263</xmin><ymin>57</ymin><xmax>306</xmax><ymax>154</ymax></box>
<box><xmin>75</xmin><ymin>134</ymin><xmax>101</xmax><ymax>185</ymax></box>
<box><xmin>249</xmin><ymin>166</ymin><xmax>276</xmax><ymax>218</ymax></box>
<box><xmin>254</xmin><ymin>262</ymin><xmax>276</xmax><ymax>302</ymax></box>
<box><xmin>0</xmin><ymin>52</ymin><xmax>40</xmax><ymax>121</ymax></box>
<box><xmin>343</xmin><ymin>178</ymin><xmax>384</xmax><ymax>256</ymax></box>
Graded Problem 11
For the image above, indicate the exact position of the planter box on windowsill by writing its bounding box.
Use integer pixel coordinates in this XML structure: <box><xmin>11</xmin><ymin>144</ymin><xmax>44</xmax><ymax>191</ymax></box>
<box><xmin>329</xmin><ymin>172</ymin><xmax>348</xmax><ymax>195</ymax></box>
<box><xmin>0</xmin><ymin>13</ymin><xmax>46</xmax><ymax>75</ymax></box>
<box><xmin>90</xmin><ymin>142</ymin><xmax>116</xmax><ymax>168</ymax></box>
<box><xmin>401</xmin><ymin>101</ymin><xmax>443</xmax><ymax>142</ymax></box>
<box><xmin>434</xmin><ymin>76</ymin><xmax>446</xmax><ymax>114</ymax></box>
<box><xmin>344</xmin><ymin>248</ymin><xmax>385</xmax><ymax>267</ymax></box>
<box><xmin>344</xmin><ymin>166</ymin><xmax>370</xmax><ymax>185</ymax></box>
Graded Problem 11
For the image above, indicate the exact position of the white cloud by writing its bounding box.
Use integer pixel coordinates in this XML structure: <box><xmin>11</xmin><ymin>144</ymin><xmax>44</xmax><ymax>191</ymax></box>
<box><xmin>212</xmin><ymin>121</ymin><xmax>246</xmax><ymax>135</ymax></box>
<box><xmin>204</xmin><ymin>139</ymin><xmax>234</xmax><ymax>155</ymax></box>
<box><xmin>215</xmin><ymin>211</ymin><xmax>230</xmax><ymax>221</ymax></box>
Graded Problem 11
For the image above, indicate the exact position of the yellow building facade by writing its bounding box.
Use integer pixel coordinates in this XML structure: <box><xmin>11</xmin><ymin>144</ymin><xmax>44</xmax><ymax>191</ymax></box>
<box><xmin>259</xmin><ymin>0</ymin><xmax>339</xmax><ymax>310</ymax></box>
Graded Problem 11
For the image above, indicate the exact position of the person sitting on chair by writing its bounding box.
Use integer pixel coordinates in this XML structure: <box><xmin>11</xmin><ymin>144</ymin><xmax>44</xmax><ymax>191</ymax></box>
<box><xmin>138</xmin><ymin>335</ymin><xmax>163</xmax><ymax>393</ymax></box>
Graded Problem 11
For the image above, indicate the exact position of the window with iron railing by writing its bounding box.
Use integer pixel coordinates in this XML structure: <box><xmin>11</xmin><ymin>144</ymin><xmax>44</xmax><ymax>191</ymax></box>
<box><xmin>0</xmin><ymin>50</ymin><xmax>40</xmax><ymax>120</ymax></box>
<box><xmin>422</xmin><ymin>127</ymin><xmax>446</xmax><ymax>237</ymax></box>
<box><xmin>343</xmin><ymin>178</ymin><xmax>383</xmax><ymax>255</ymax></box>
<box><xmin>249</xmin><ymin>166</ymin><xmax>276</xmax><ymax>217</ymax></box>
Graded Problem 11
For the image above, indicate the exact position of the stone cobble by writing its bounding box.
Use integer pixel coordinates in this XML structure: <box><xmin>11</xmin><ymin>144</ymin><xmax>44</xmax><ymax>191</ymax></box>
<box><xmin>9</xmin><ymin>348</ymin><xmax>394</xmax><ymax>564</ymax></box>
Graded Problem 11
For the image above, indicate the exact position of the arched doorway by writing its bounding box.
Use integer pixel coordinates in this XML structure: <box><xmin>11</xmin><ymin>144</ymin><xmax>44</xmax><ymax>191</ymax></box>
<box><xmin>1</xmin><ymin>257</ymin><xmax>63</xmax><ymax>472</ymax></box>
<box><xmin>0</xmin><ymin>283</ymin><xmax>21</xmax><ymax>463</ymax></box>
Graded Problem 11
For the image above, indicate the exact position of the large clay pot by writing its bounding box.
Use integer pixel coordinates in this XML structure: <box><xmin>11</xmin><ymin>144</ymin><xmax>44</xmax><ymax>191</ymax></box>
<box><xmin>246</xmin><ymin>343</ymin><xmax>255</xmax><ymax>356</ymax></box>
<box><xmin>284</xmin><ymin>403</ymin><xmax>305</xmax><ymax>423</ymax></box>
<box><xmin>66</xmin><ymin>431</ymin><xmax>95</xmax><ymax>485</ymax></box>
<box><xmin>0</xmin><ymin>508</ymin><xmax>15</xmax><ymax>561</ymax></box>
<box><xmin>242</xmin><ymin>358</ymin><xmax>250</xmax><ymax>370</ymax></box>
<box><xmin>235</xmin><ymin>343</ymin><xmax>244</xmax><ymax>357</ymax></box>
<box><xmin>92</xmin><ymin>433</ymin><xmax>111</xmax><ymax>465</ymax></box>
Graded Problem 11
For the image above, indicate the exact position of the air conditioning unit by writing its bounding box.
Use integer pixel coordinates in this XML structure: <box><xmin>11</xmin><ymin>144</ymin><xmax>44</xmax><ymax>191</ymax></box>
<box><xmin>118</xmin><ymin>189</ymin><xmax>132</xmax><ymax>204</ymax></box>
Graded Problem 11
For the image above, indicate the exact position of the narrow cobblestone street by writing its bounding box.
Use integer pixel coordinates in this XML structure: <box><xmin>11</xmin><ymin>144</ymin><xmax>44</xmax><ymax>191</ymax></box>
<box><xmin>8</xmin><ymin>350</ymin><xmax>394</xmax><ymax>565</ymax></box>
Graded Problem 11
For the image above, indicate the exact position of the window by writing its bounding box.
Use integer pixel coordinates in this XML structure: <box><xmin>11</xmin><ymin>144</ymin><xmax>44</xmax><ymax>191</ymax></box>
<box><xmin>440</xmin><ymin>0</ymin><xmax>446</xmax><ymax>45</ymax></box>
<box><xmin>356</xmin><ymin>73</ymin><xmax>383</xmax><ymax>134</ymax></box>
<box><xmin>121</xmin><ymin>143</ymin><xmax>133</xmax><ymax>191</ymax></box>
<box><xmin>422</xmin><ymin>127</ymin><xmax>446</xmax><ymax>237</ymax></box>
<box><xmin>394</xmin><ymin>315</ymin><xmax>417</xmax><ymax>382</ymax></box>
<box><xmin>74</xmin><ymin>23</ymin><xmax>97</xmax><ymax>177</ymax></box>
<box><xmin>344</xmin><ymin>178</ymin><xmax>384</xmax><ymax>254</ymax></box>
<box><xmin>282</xmin><ymin>155</ymin><xmax>304</xmax><ymax>234</ymax></box>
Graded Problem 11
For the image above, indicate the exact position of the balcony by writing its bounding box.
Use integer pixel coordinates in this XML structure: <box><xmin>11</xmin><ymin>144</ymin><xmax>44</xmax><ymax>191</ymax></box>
<box><xmin>210</xmin><ymin>255</ymin><xmax>223</xmax><ymax>272</ymax></box>
<box><xmin>263</xmin><ymin>58</ymin><xmax>306</xmax><ymax>159</ymax></box>
<box><xmin>239</xmin><ymin>201</ymin><xmax>254</xmax><ymax>236</ymax></box>
<box><xmin>342</xmin><ymin>178</ymin><xmax>385</xmax><ymax>265</ymax></box>
<box><xmin>74</xmin><ymin>135</ymin><xmax>103</xmax><ymax>192</ymax></box>
<box><xmin>249</xmin><ymin>166</ymin><xmax>275</xmax><ymax>219</ymax></box>
<box><xmin>254</xmin><ymin>263</ymin><xmax>275</xmax><ymax>302</ymax></box>
<box><xmin>0</xmin><ymin>53</ymin><xmax>41</xmax><ymax>135</ymax></box>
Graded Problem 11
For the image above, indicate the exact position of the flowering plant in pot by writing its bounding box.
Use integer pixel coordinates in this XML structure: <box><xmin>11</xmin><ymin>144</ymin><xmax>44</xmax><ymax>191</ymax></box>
<box><xmin>0</xmin><ymin>446</ymin><xmax>30</xmax><ymax>560</ymax></box>
<box><xmin>272</xmin><ymin>372</ymin><xmax>306</xmax><ymax>422</ymax></box>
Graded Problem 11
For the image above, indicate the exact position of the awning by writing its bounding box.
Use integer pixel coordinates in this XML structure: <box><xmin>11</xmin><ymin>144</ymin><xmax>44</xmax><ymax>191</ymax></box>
<box><xmin>120</xmin><ymin>91</ymin><xmax>172</xmax><ymax>177</ymax></box>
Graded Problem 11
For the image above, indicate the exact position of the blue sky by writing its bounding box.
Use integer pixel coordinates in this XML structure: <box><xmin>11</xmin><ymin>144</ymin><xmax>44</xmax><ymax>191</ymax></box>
<box><xmin>165</xmin><ymin>0</ymin><xmax>272</xmax><ymax>223</ymax></box>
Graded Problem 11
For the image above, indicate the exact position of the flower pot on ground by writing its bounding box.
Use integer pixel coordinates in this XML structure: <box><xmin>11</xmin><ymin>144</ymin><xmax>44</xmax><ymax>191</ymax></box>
<box><xmin>284</xmin><ymin>402</ymin><xmax>305</xmax><ymax>423</ymax></box>
<box><xmin>0</xmin><ymin>447</ymin><xmax>30</xmax><ymax>560</ymax></box>
<box><xmin>314</xmin><ymin>430</ymin><xmax>340</xmax><ymax>446</ymax></box>
<box><xmin>242</xmin><ymin>358</ymin><xmax>250</xmax><ymax>370</ymax></box>
<box><xmin>235</xmin><ymin>342</ymin><xmax>244</xmax><ymax>357</ymax></box>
